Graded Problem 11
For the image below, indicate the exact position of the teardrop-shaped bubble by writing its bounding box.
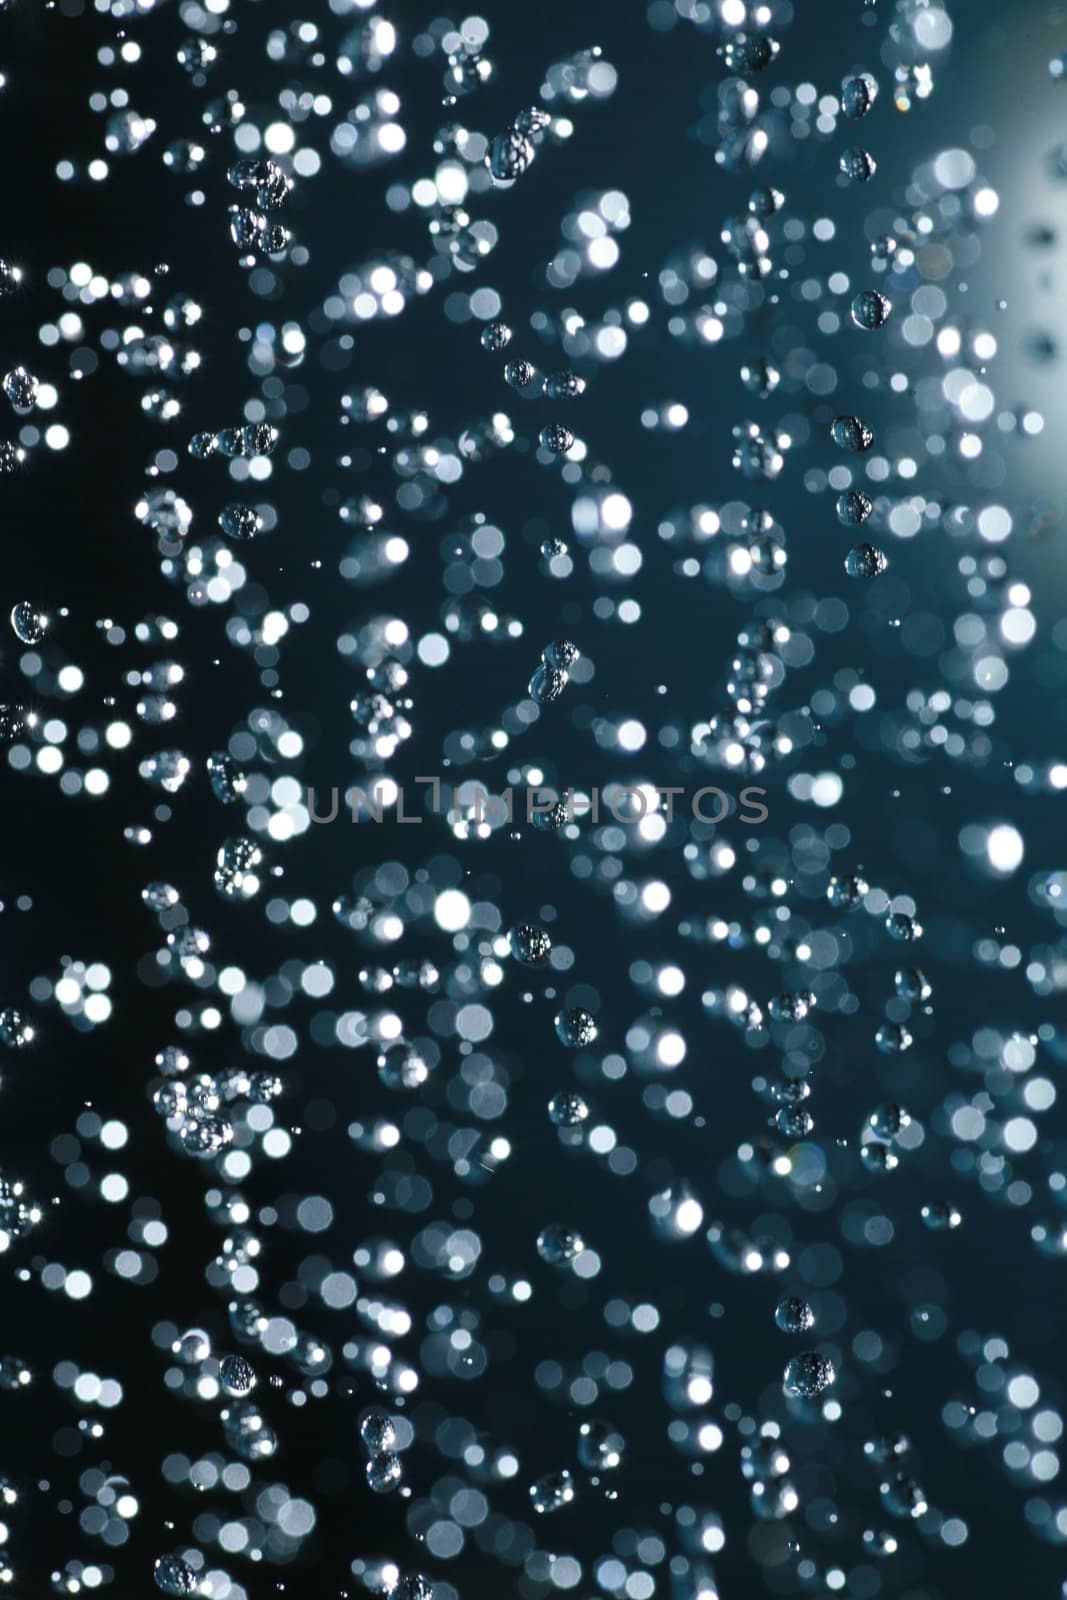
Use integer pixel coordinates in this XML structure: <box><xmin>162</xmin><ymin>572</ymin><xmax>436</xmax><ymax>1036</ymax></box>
<box><xmin>845</xmin><ymin>542</ymin><xmax>888</xmax><ymax>578</ymax></box>
<box><xmin>360</xmin><ymin>1409</ymin><xmax>397</xmax><ymax>1454</ymax></box>
<box><xmin>831</xmin><ymin>414</ymin><xmax>874</xmax><ymax>451</ymax></box>
<box><xmin>554</xmin><ymin>1006</ymin><xmax>598</xmax><ymax>1048</ymax></box>
<box><xmin>836</xmin><ymin>489</ymin><xmax>873</xmax><ymax>524</ymax></box>
<box><xmin>841</xmin><ymin>72</ymin><xmax>878</xmax><ymax>118</ymax></box>
<box><xmin>775</xmin><ymin>1296</ymin><xmax>815</xmax><ymax>1334</ymax></box>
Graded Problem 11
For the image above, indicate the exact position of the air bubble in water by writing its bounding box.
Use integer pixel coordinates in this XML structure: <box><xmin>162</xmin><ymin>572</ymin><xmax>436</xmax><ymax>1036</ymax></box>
<box><xmin>577</xmin><ymin>1419</ymin><xmax>625</xmax><ymax>1471</ymax></box>
<box><xmin>480</xmin><ymin>320</ymin><xmax>513</xmax><ymax>353</ymax></box>
<box><xmin>540</xmin><ymin>422</ymin><xmax>574</xmax><ymax>454</ymax></box>
<box><xmin>836</xmin><ymin>489</ymin><xmax>873</xmax><ymax>524</ymax></box>
<box><xmin>530</xmin><ymin>1468</ymin><xmax>576</xmax><ymax>1513</ymax></box>
<box><xmin>851</xmin><ymin>289</ymin><xmax>891</xmax><ymax>330</ymax></box>
<box><xmin>845</xmin><ymin>543</ymin><xmax>888</xmax><ymax>578</ymax></box>
<box><xmin>775</xmin><ymin>1296</ymin><xmax>815</xmax><ymax>1334</ymax></box>
<box><xmin>366</xmin><ymin>1452</ymin><xmax>403</xmax><ymax>1493</ymax></box>
<box><xmin>9</xmin><ymin>601</ymin><xmax>47</xmax><ymax>644</ymax></box>
<box><xmin>554</xmin><ymin>1006</ymin><xmax>597</xmax><ymax>1048</ymax></box>
<box><xmin>783</xmin><ymin>1351</ymin><xmax>836</xmax><ymax>1398</ymax></box>
<box><xmin>219</xmin><ymin>1354</ymin><xmax>256</xmax><ymax>1396</ymax></box>
<box><xmin>537</xmin><ymin>1223</ymin><xmax>585</xmax><ymax>1264</ymax></box>
<box><xmin>2</xmin><ymin>366</ymin><xmax>38</xmax><ymax>413</ymax></box>
<box><xmin>153</xmin><ymin>1554</ymin><xmax>198</xmax><ymax>1596</ymax></box>
<box><xmin>548</xmin><ymin>1090</ymin><xmax>589</xmax><ymax>1127</ymax></box>
<box><xmin>841</xmin><ymin>73</ymin><xmax>878</xmax><ymax>118</ymax></box>
<box><xmin>509</xmin><ymin>923</ymin><xmax>553</xmax><ymax>965</ymax></box>
<box><xmin>0</xmin><ymin>1008</ymin><xmax>33</xmax><ymax>1049</ymax></box>
<box><xmin>360</xmin><ymin>1410</ymin><xmax>397</xmax><ymax>1453</ymax></box>
<box><xmin>832</xmin><ymin>415</ymin><xmax>874</xmax><ymax>452</ymax></box>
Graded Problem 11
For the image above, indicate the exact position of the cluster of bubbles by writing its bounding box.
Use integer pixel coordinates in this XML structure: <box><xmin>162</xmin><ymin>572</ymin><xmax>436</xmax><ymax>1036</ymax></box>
<box><xmin>2</xmin><ymin>0</ymin><xmax>1065</xmax><ymax>1596</ymax></box>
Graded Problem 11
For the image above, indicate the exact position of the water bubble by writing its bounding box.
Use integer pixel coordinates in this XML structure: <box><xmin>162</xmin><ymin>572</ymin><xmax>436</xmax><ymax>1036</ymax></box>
<box><xmin>228</xmin><ymin>205</ymin><xmax>266</xmax><ymax>251</ymax></box>
<box><xmin>544</xmin><ymin>369</ymin><xmax>586</xmax><ymax>400</ymax></box>
<box><xmin>851</xmin><ymin>289</ymin><xmax>891</xmax><ymax>330</ymax></box>
<box><xmin>360</xmin><ymin>1410</ymin><xmax>397</xmax><ymax>1454</ymax></box>
<box><xmin>775</xmin><ymin>1296</ymin><xmax>815</xmax><ymax>1334</ymax></box>
<box><xmin>545</xmin><ymin>639</ymin><xmax>580</xmax><ymax>670</ymax></box>
<box><xmin>529</xmin><ymin>662</ymin><xmax>569</xmax><ymax>704</ymax></box>
<box><xmin>0</xmin><ymin>1008</ymin><xmax>33</xmax><ymax>1050</ymax></box>
<box><xmin>218</xmin><ymin>503</ymin><xmax>263</xmax><ymax>540</ymax></box>
<box><xmin>845</xmin><ymin>543</ymin><xmax>888</xmax><ymax>578</ymax></box>
<box><xmin>740</xmin><ymin>355</ymin><xmax>780</xmax><ymax>397</ymax></box>
<box><xmin>531</xmin><ymin>800</ymin><xmax>570</xmax><ymax>831</ymax></box>
<box><xmin>179</xmin><ymin>1115</ymin><xmax>234</xmax><ymax>1157</ymax></box>
<box><xmin>153</xmin><ymin>1554</ymin><xmax>198</xmax><ymax>1595</ymax></box>
<box><xmin>392</xmin><ymin>1577</ymin><xmax>433</xmax><ymax>1600</ymax></box>
<box><xmin>0</xmin><ymin>261</ymin><xmax>22</xmax><ymax>296</ymax></box>
<box><xmin>2</xmin><ymin>366</ymin><xmax>37</xmax><ymax>414</ymax></box>
<box><xmin>214</xmin><ymin>836</ymin><xmax>264</xmax><ymax>901</ymax></box>
<box><xmin>748</xmin><ymin>185</ymin><xmax>785</xmax><ymax>216</ymax></box>
<box><xmin>836</xmin><ymin>489</ymin><xmax>873</xmax><ymax>525</ymax></box>
<box><xmin>881</xmin><ymin>1472</ymin><xmax>928</xmax><ymax>1519</ymax></box>
<box><xmin>188</xmin><ymin>431</ymin><xmax>218</xmax><ymax>459</ymax></box>
<box><xmin>721</xmin><ymin>34</ymin><xmax>779</xmax><ymax>73</ymax></box>
<box><xmin>832</xmin><ymin>415</ymin><xmax>874</xmax><ymax>452</ymax></box>
<box><xmin>548</xmin><ymin>1090</ymin><xmax>590</xmax><ymax>1127</ymax></box>
<box><xmin>530</xmin><ymin>1468</ymin><xmax>576</xmax><ymax>1513</ymax></box>
<box><xmin>886</xmin><ymin>911</ymin><xmax>922</xmax><ymax>942</ymax></box>
<box><xmin>827</xmin><ymin>872</ymin><xmax>869</xmax><ymax>908</ymax></box>
<box><xmin>480</xmin><ymin>320</ymin><xmax>513</xmax><ymax>353</ymax></box>
<box><xmin>776</xmin><ymin>1106</ymin><xmax>814</xmax><ymax>1138</ymax></box>
<box><xmin>537</xmin><ymin>1223</ymin><xmax>585</xmax><ymax>1264</ymax></box>
<box><xmin>861</xmin><ymin>1141</ymin><xmax>899</xmax><ymax>1174</ymax></box>
<box><xmin>487</xmin><ymin>128</ymin><xmax>534</xmax><ymax>183</ymax></box>
<box><xmin>577</xmin><ymin>1418</ymin><xmax>625</xmax><ymax>1471</ymax></box>
<box><xmin>868</xmin><ymin>1103</ymin><xmax>910</xmax><ymax>1138</ymax></box>
<box><xmin>539</xmin><ymin>422</ymin><xmax>574</xmax><ymax>454</ymax></box>
<box><xmin>894</xmin><ymin>966</ymin><xmax>931</xmax><ymax>1001</ymax></box>
<box><xmin>554</xmin><ymin>1006</ymin><xmax>598</xmax><ymax>1048</ymax></box>
<box><xmin>177</xmin><ymin>37</ymin><xmax>218</xmax><ymax>74</ymax></box>
<box><xmin>875</xmin><ymin>1022</ymin><xmax>913</xmax><ymax>1054</ymax></box>
<box><xmin>921</xmin><ymin>1201</ymin><xmax>962</xmax><ymax>1231</ymax></box>
<box><xmin>842</xmin><ymin>73</ymin><xmax>878</xmax><ymax>118</ymax></box>
<box><xmin>366</xmin><ymin>1451</ymin><xmax>403</xmax><ymax>1493</ymax></box>
<box><xmin>377</xmin><ymin>1040</ymin><xmax>432</xmax><ymax>1090</ymax></box>
<box><xmin>207</xmin><ymin>752</ymin><xmax>247</xmax><ymax>805</ymax></box>
<box><xmin>219</xmin><ymin>1354</ymin><xmax>256</xmax><ymax>1396</ymax></box>
<box><xmin>509</xmin><ymin>922</ymin><xmax>553</xmax><ymax>966</ymax></box>
<box><xmin>504</xmin><ymin>359</ymin><xmax>536</xmax><ymax>390</ymax></box>
<box><xmin>865</xmin><ymin>1433</ymin><xmax>911</xmax><ymax>1466</ymax></box>
<box><xmin>783</xmin><ymin>1351</ymin><xmax>836</xmax><ymax>1398</ymax></box>
<box><xmin>9</xmin><ymin>601</ymin><xmax>47</xmax><ymax>644</ymax></box>
<box><xmin>840</xmin><ymin>147</ymin><xmax>877</xmax><ymax>183</ymax></box>
<box><xmin>172</xmin><ymin>1328</ymin><xmax>211</xmax><ymax>1365</ymax></box>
